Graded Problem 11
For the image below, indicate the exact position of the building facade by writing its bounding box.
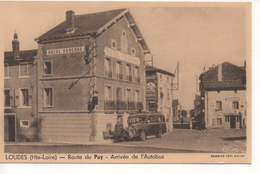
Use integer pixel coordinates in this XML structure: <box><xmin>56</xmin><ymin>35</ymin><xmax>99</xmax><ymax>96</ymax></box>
<box><xmin>4</xmin><ymin>33</ymin><xmax>38</xmax><ymax>142</ymax></box>
<box><xmin>35</xmin><ymin>9</ymin><xmax>150</xmax><ymax>143</ymax></box>
<box><xmin>199</xmin><ymin>62</ymin><xmax>246</xmax><ymax>129</ymax></box>
<box><xmin>145</xmin><ymin>65</ymin><xmax>175</xmax><ymax>132</ymax></box>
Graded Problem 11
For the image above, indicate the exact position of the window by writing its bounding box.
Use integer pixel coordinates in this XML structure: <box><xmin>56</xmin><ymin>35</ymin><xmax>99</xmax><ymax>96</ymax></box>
<box><xmin>134</xmin><ymin>90</ymin><xmax>140</xmax><ymax>102</ymax></box>
<box><xmin>160</xmin><ymin>107</ymin><xmax>163</xmax><ymax>112</ymax></box>
<box><xmin>160</xmin><ymin>75</ymin><xmax>162</xmax><ymax>81</ymax></box>
<box><xmin>233</xmin><ymin>101</ymin><xmax>239</xmax><ymax>109</ymax></box>
<box><xmin>131</xmin><ymin>48</ymin><xmax>136</xmax><ymax>56</ymax></box>
<box><xmin>104</xmin><ymin>86</ymin><xmax>112</xmax><ymax>101</ymax></box>
<box><xmin>20</xmin><ymin>120</ymin><xmax>29</xmax><ymax>127</ymax></box>
<box><xmin>160</xmin><ymin>87</ymin><xmax>163</xmax><ymax>99</ymax></box>
<box><xmin>105</xmin><ymin>58</ymin><xmax>112</xmax><ymax>78</ymax></box>
<box><xmin>19</xmin><ymin>62</ymin><xmax>29</xmax><ymax>77</ymax></box>
<box><xmin>167</xmin><ymin>107</ymin><xmax>171</xmax><ymax>117</ymax></box>
<box><xmin>120</xmin><ymin>30</ymin><xmax>128</xmax><ymax>54</ymax></box>
<box><xmin>217</xmin><ymin>118</ymin><xmax>222</xmax><ymax>125</ymax></box>
<box><xmin>4</xmin><ymin>63</ymin><xmax>9</xmax><ymax>78</ymax></box>
<box><xmin>126</xmin><ymin>89</ymin><xmax>132</xmax><ymax>102</ymax></box>
<box><xmin>43</xmin><ymin>88</ymin><xmax>53</xmax><ymax>107</ymax></box>
<box><xmin>4</xmin><ymin>90</ymin><xmax>10</xmax><ymax>107</ymax></box>
<box><xmin>126</xmin><ymin>64</ymin><xmax>132</xmax><ymax>81</ymax></box>
<box><xmin>44</xmin><ymin>61</ymin><xmax>52</xmax><ymax>75</ymax></box>
<box><xmin>216</xmin><ymin>101</ymin><xmax>222</xmax><ymax>110</ymax></box>
<box><xmin>212</xmin><ymin>118</ymin><xmax>222</xmax><ymax>126</ymax></box>
<box><xmin>167</xmin><ymin>88</ymin><xmax>170</xmax><ymax>100</ymax></box>
<box><xmin>135</xmin><ymin>66</ymin><xmax>140</xmax><ymax>83</ymax></box>
<box><xmin>111</xmin><ymin>40</ymin><xmax>117</xmax><ymax>50</ymax></box>
<box><xmin>116</xmin><ymin>61</ymin><xmax>122</xmax><ymax>79</ymax></box>
<box><xmin>20</xmin><ymin>89</ymin><xmax>29</xmax><ymax>106</ymax></box>
<box><xmin>167</xmin><ymin>77</ymin><xmax>169</xmax><ymax>82</ymax></box>
<box><xmin>225</xmin><ymin>116</ymin><xmax>230</xmax><ymax>122</ymax></box>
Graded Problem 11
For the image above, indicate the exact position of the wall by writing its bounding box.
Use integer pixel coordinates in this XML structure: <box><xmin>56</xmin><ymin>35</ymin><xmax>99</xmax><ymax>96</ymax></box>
<box><xmin>205</xmin><ymin>90</ymin><xmax>246</xmax><ymax>129</ymax></box>
<box><xmin>157</xmin><ymin>72</ymin><xmax>174</xmax><ymax>132</ymax></box>
<box><xmin>37</xmin><ymin>37</ymin><xmax>92</xmax><ymax>112</ymax></box>
<box><xmin>4</xmin><ymin>61</ymin><xmax>37</xmax><ymax>142</ymax></box>
<box><xmin>96</xmin><ymin>16</ymin><xmax>146</xmax><ymax>111</ymax></box>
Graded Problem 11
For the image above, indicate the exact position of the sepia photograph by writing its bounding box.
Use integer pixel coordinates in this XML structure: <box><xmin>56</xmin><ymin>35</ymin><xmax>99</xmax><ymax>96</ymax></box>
<box><xmin>1</xmin><ymin>1</ymin><xmax>251</xmax><ymax>164</ymax></box>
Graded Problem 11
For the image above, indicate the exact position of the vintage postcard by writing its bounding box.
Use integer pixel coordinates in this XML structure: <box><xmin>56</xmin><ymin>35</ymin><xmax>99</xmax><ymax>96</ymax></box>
<box><xmin>0</xmin><ymin>1</ymin><xmax>251</xmax><ymax>164</ymax></box>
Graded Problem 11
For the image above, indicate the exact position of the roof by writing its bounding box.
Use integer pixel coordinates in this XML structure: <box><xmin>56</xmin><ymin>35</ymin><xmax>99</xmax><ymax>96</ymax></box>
<box><xmin>146</xmin><ymin>65</ymin><xmax>175</xmax><ymax>77</ymax></box>
<box><xmin>4</xmin><ymin>49</ymin><xmax>38</xmax><ymax>62</ymax></box>
<box><xmin>200</xmin><ymin>62</ymin><xmax>246</xmax><ymax>90</ymax></box>
<box><xmin>36</xmin><ymin>8</ymin><xmax>150</xmax><ymax>54</ymax></box>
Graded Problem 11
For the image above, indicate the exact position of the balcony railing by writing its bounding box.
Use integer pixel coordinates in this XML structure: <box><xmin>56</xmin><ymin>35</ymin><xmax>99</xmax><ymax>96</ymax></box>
<box><xmin>135</xmin><ymin>77</ymin><xmax>140</xmax><ymax>83</ymax></box>
<box><xmin>104</xmin><ymin>101</ymin><xmax>143</xmax><ymax>111</ymax></box>
<box><xmin>117</xmin><ymin>73</ymin><xmax>123</xmax><ymax>80</ymax></box>
<box><xmin>104</xmin><ymin>100</ymin><xmax>115</xmax><ymax>110</ymax></box>
<box><xmin>136</xmin><ymin>102</ymin><xmax>143</xmax><ymax>111</ymax></box>
<box><xmin>127</xmin><ymin>101</ymin><xmax>136</xmax><ymax>110</ymax></box>
<box><xmin>105</xmin><ymin>71</ymin><xmax>112</xmax><ymax>78</ymax></box>
<box><xmin>116</xmin><ymin>101</ymin><xmax>127</xmax><ymax>110</ymax></box>
<box><xmin>126</xmin><ymin>75</ymin><xmax>132</xmax><ymax>81</ymax></box>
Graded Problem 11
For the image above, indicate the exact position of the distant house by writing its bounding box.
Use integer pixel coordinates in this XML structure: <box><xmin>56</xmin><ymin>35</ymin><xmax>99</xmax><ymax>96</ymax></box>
<box><xmin>145</xmin><ymin>65</ymin><xmax>175</xmax><ymax>132</ymax></box>
<box><xmin>4</xmin><ymin>33</ymin><xmax>38</xmax><ymax>142</ymax></box>
<box><xmin>35</xmin><ymin>8</ymin><xmax>150</xmax><ymax>143</ymax></box>
<box><xmin>199</xmin><ymin>62</ymin><xmax>246</xmax><ymax>129</ymax></box>
<box><xmin>194</xmin><ymin>94</ymin><xmax>201</xmax><ymax>117</ymax></box>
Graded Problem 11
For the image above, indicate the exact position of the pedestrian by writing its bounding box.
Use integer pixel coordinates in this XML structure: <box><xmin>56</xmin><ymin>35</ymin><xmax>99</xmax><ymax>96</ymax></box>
<box><xmin>181</xmin><ymin>118</ymin><xmax>184</xmax><ymax>125</ymax></box>
<box><xmin>190</xmin><ymin>121</ymin><xmax>192</xmax><ymax>129</ymax></box>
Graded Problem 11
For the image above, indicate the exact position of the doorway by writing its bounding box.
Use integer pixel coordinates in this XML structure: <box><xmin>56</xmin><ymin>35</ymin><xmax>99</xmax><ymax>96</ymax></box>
<box><xmin>230</xmin><ymin>116</ymin><xmax>236</xmax><ymax>129</ymax></box>
<box><xmin>4</xmin><ymin>115</ymin><xmax>16</xmax><ymax>142</ymax></box>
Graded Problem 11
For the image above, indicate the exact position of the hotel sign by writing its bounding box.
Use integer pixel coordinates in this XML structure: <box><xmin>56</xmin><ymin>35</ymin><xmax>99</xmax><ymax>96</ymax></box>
<box><xmin>47</xmin><ymin>46</ymin><xmax>85</xmax><ymax>55</ymax></box>
<box><xmin>225</xmin><ymin>97</ymin><xmax>240</xmax><ymax>101</ymax></box>
<box><xmin>104</xmin><ymin>47</ymin><xmax>140</xmax><ymax>65</ymax></box>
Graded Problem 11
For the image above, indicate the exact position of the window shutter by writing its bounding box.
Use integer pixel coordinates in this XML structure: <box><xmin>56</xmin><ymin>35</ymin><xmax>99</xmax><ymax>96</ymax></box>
<box><xmin>29</xmin><ymin>88</ymin><xmax>33</xmax><ymax>106</ymax></box>
<box><xmin>10</xmin><ymin>90</ymin><xmax>14</xmax><ymax>107</ymax></box>
<box><xmin>15</xmin><ymin>89</ymin><xmax>20</xmax><ymax>107</ymax></box>
<box><xmin>41</xmin><ymin>88</ymin><xmax>44</xmax><ymax>106</ymax></box>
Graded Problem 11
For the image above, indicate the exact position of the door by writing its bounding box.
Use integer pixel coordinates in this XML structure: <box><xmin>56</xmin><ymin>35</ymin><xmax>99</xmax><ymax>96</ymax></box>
<box><xmin>4</xmin><ymin>115</ymin><xmax>15</xmax><ymax>142</ymax></box>
<box><xmin>230</xmin><ymin>116</ymin><xmax>236</xmax><ymax>129</ymax></box>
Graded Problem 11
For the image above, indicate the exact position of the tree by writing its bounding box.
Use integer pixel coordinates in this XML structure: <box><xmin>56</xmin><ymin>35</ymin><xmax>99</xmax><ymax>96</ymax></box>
<box><xmin>181</xmin><ymin>110</ymin><xmax>187</xmax><ymax>117</ymax></box>
<box><xmin>190</xmin><ymin>109</ymin><xmax>195</xmax><ymax>118</ymax></box>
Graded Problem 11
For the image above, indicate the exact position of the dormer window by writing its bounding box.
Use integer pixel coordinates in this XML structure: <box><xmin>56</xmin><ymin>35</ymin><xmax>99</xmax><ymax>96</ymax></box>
<box><xmin>121</xmin><ymin>30</ymin><xmax>128</xmax><ymax>54</ymax></box>
<box><xmin>111</xmin><ymin>40</ymin><xmax>117</xmax><ymax>50</ymax></box>
<box><xmin>131</xmin><ymin>48</ymin><xmax>136</xmax><ymax>56</ymax></box>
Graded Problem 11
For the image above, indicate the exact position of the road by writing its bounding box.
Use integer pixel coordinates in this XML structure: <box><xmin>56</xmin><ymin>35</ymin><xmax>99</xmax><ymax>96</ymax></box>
<box><xmin>5</xmin><ymin>129</ymin><xmax>246</xmax><ymax>153</ymax></box>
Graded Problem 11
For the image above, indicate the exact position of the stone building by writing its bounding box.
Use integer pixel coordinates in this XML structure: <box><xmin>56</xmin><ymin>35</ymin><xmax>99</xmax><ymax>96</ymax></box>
<box><xmin>199</xmin><ymin>62</ymin><xmax>246</xmax><ymax>129</ymax></box>
<box><xmin>4</xmin><ymin>33</ymin><xmax>38</xmax><ymax>142</ymax></box>
<box><xmin>145</xmin><ymin>65</ymin><xmax>175</xmax><ymax>132</ymax></box>
<box><xmin>35</xmin><ymin>8</ymin><xmax>150</xmax><ymax>143</ymax></box>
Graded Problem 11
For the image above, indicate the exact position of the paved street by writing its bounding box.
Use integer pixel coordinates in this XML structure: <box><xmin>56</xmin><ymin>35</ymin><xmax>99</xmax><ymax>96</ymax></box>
<box><xmin>5</xmin><ymin>129</ymin><xmax>246</xmax><ymax>153</ymax></box>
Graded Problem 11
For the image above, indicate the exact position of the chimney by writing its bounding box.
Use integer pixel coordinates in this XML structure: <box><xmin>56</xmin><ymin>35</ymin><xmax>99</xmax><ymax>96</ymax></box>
<box><xmin>66</xmin><ymin>10</ymin><xmax>75</xmax><ymax>33</ymax></box>
<box><xmin>244</xmin><ymin>60</ymin><xmax>246</xmax><ymax>69</ymax></box>
<box><xmin>218</xmin><ymin>64</ymin><xmax>222</xmax><ymax>81</ymax></box>
<box><xmin>12</xmin><ymin>32</ymin><xmax>19</xmax><ymax>59</ymax></box>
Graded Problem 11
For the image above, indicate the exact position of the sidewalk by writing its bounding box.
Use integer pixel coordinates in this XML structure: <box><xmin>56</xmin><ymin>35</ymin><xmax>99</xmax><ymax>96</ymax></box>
<box><xmin>5</xmin><ymin>139</ymin><xmax>114</xmax><ymax>146</ymax></box>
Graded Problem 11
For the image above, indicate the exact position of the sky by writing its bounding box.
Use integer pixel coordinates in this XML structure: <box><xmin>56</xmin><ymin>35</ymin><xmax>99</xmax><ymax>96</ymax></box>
<box><xmin>2</xmin><ymin>2</ymin><xmax>249</xmax><ymax>110</ymax></box>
